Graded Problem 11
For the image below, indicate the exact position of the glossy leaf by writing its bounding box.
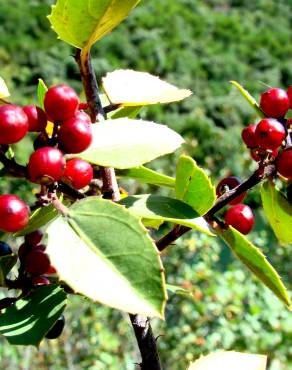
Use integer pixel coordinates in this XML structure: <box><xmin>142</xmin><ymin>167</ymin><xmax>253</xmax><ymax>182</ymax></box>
<box><xmin>103</xmin><ymin>70</ymin><xmax>192</xmax><ymax>106</ymax></box>
<box><xmin>175</xmin><ymin>155</ymin><xmax>216</xmax><ymax>215</ymax></box>
<box><xmin>37</xmin><ymin>78</ymin><xmax>48</xmax><ymax>110</ymax></box>
<box><xmin>15</xmin><ymin>205</ymin><xmax>58</xmax><ymax>237</ymax></box>
<box><xmin>230</xmin><ymin>80</ymin><xmax>265</xmax><ymax>118</ymax></box>
<box><xmin>0</xmin><ymin>285</ymin><xmax>67</xmax><ymax>346</ymax></box>
<box><xmin>110</xmin><ymin>106</ymin><xmax>142</xmax><ymax>119</ymax></box>
<box><xmin>119</xmin><ymin>195</ymin><xmax>214</xmax><ymax>236</ymax></box>
<box><xmin>0</xmin><ymin>254</ymin><xmax>18</xmax><ymax>286</ymax></box>
<box><xmin>0</xmin><ymin>77</ymin><xmax>10</xmax><ymax>99</ymax></box>
<box><xmin>261</xmin><ymin>181</ymin><xmax>292</xmax><ymax>245</ymax></box>
<box><xmin>76</xmin><ymin>118</ymin><xmax>184</xmax><ymax>169</ymax></box>
<box><xmin>46</xmin><ymin>197</ymin><xmax>166</xmax><ymax>318</ymax></box>
<box><xmin>188</xmin><ymin>351</ymin><xmax>267</xmax><ymax>370</ymax></box>
<box><xmin>48</xmin><ymin>0</ymin><xmax>140</xmax><ymax>49</ymax></box>
<box><xmin>216</xmin><ymin>226</ymin><xmax>291</xmax><ymax>307</ymax></box>
<box><xmin>117</xmin><ymin>166</ymin><xmax>175</xmax><ymax>188</ymax></box>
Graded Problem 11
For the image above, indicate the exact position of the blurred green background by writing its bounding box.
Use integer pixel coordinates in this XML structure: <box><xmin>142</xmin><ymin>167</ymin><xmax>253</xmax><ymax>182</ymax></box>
<box><xmin>0</xmin><ymin>0</ymin><xmax>291</xmax><ymax>369</ymax></box>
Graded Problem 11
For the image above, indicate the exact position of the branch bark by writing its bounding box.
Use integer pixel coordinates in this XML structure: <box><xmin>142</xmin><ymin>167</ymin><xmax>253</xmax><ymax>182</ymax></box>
<box><xmin>75</xmin><ymin>48</ymin><xmax>162</xmax><ymax>369</ymax></box>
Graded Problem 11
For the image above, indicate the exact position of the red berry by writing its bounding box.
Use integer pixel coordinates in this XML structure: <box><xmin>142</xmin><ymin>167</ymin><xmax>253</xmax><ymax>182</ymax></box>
<box><xmin>23</xmin><ymin>105</ymin><xmax>47</xmax><ymax>132</ymax></box>
<box><xmin>46</xmin><ymin>265</ymin><xmax>57</xmax><ymax>274</ymax></box>
<box><xmin>0</xmin><ymin>195</ymin><xmax>29</xmax><ymax>233</ymax></box>
<box><xmin>276</xmin><ymin>148</ymin><xmax>292</xmax><ymax>179</ymax></box>
<box><xmin>44</xmin><ymin>84</ymin><xmax>79</xmax><ymax>121</ymax></box>
<box><xmin>63</xmin><ymin>158</ymin><xmax>93</xmax><ymax>189</ymax></box>
<box><xmin>224</xmin><ymin>204</ymin><xmax>255</xmax><ymax>235</ymax></box>
<box><xmin>57</xmin><ymin>117</ymin><xmax>92</xmax><ymax>154</ymax></box>
<box><xmin>24</xmin><ymin>229</ymin><xmax>43</xmax><ymax>246</ymax></box>
<box><xmin>287</xmin><ymin>86</ymin><xmax>292</xmax><ymax>109</ymax></box>
<box><xmin>24</xmin><ymin>250</ymin><xmax>51</xmax><ymax>275</ymax></box>
<box><xmin>260</xmin><ymin>88</ymin><xmax>290</xmax><ymax>118</ymax></box>
<box><xmin>28</xmin><ymin>147</ymin><xmax>66</xmax><ymax>184</ymax></box>
<box><xmin>241</xmin><ymin>124</ymin><xmax>258</xmax><ymax>148</ymax></box>
<box><xmin>74</xmin><ymin>110</ymin><xmax>91</xmax><ymax>124</ymax></box>
<box><xmin>32</xmin><ymin>276</ymin><xmax>50</xmax><ymax>286</ymax></box>
<box><xmin>0</xmin><ymin>105</ymin><xmax>28</xmax><ymax>144</ymax></box>
<box><xmin>255</xmin><ymin>118</ymin><xmax>286</xmax><ymax>150</ymax></box>
<box><xmin>79</xmin><ymin>103</ymin><xmax>89</xmax><ymax>111</ymax></box>
<box><xmin>216</xmin><ymin>176</ymin><xmax>246</xmax><ymax>205</ymax></box>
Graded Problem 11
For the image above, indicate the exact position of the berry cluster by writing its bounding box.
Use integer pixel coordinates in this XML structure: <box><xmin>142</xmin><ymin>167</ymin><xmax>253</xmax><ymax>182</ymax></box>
<box><xmin>0</xmin><ymin>84</ymin><xmax>94</xmax><ymax>233</ymax></box>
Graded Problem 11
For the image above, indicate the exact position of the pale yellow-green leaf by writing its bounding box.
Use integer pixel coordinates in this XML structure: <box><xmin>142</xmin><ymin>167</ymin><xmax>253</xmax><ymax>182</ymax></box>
<box><xmin>102</xmin><ymin>70</ymin><xmax>192</xmax><ymax>106</ymax></box>
<box><xmin>48</xmin><ymin>0</ymin><xmax>140</xmax><ymax>49</ymax></box>
<box><xmin>188</xmin><ymin>351</ymin><xmax>267</xmax><ymax>370</ymax></box>
<box><xmin>0</xmin><ymin>77</ymin><xmax>10</xmax><ymax>99</ymax></box>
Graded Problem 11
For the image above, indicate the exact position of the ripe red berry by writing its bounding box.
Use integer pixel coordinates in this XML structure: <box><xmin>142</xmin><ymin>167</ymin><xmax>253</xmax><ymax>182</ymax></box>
<box><xmin>24</xmin><ymin>250</ymin><xmax>51</xmax><ymax>275</ymax></box>
<box><xmin>63</xmin><ymin>158</ymin><xmax>93</xmax><ymax>189</ymax></box>
<box><xmin>0</xmin><ymin>195</ymin><xmax>29</xmax><ymax>233</ymax></box>
<box><xmin>0</xmin><ymin>105</ymin><xmax>28</xmax><ymax>144</ymax></box>
<box><xmin>255</xmin><ymin>118</ymin><xmax>286</xmax><ymax>150</ymax></box>
<box><xmin>24</xmin><ymin>229</ymin><xmax>43</xmax><ymax>246</ymax></box>
<box><xmin>276</xmin><ymin>148</ymin><xmax>292</xmax><ymax>179</ymax></box>
<box><xmin>241</xmin><ymin>124</ymin><xmax>258</xmax><ymax>148</ymax></box>
<box><xmin>28</xmin><ymin>147</ymin><xmax>66</xmax><ymax>184</ymax></box>
<box><xmin>78</xmin><ymin>102</ymin><xmax>89</xmax><ymax>111</ymax></box>
<box><xmin>57</xmin><ymin>116</ymin><xmax>92</xmax><ymax>154</ymax></box>
<box><xmin>44</xmin><ymin>84</ymin><xmax>79</xmax><ymax>121</ymax></box>
<box><xmin>74</xmin><ymin>110</ymin><xmax>91</xmax><ymax>124</ymax></box>
<box><xmin>216</xmin><ymin>176</ymin><xmax>246</xmax><ymax>205</ymax></box>
<box><xmin>224</xmin><ymin>204</ymin><xmax>254</xmax><ymax>235</ymax></box>
<box><xmin>286</xmin><ymin>86</ymin><xmax>292</xmax><ymax>109</ymax></box>
<box><xmin>32</xmin><ymin>276</ymin><xmax>50</xmax><ymax>287</ymax></box>
<box><xmin>46</xmin><ymin>265</ymin><xmax>57</xmax><ymax>274</ymax></box>
<box><xmin>260</xmin><ymin>88</ymin><xmax>290</xmax><ymax>118</ymax></box>
<box><xmin>23</xmin><ymin>105</ymin><xmax>47</xmax><ymax>132</ymax></box>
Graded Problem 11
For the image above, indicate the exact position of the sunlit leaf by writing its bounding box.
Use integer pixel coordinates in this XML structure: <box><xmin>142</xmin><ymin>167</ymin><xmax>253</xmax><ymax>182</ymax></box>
<box><xmin>117</xmin><ymin>166</ymin><xmax>175</xmax><ymax>188</ymax></box>
<box><xmin>215</xmin><ymin>226</ymin><xmax>291</xmax><ymax>307</ymax></box>
<box><xmin>0</xmin><ymin>77</ymin><xmax>10</xmax><ymax>99</ymax></box>
<box><xmin>119</xmin><ymin>195</ymin><xmax>214</xmax><ymax>235</ymax></box>
<box><xmin>0</xmin><ymin>285</ymin><xmax>67</xmax><ymax>346</ymax></box>
<box><xmin>76</xmin><ymin>118</ymin><xmax>184</xmax><ymax>169</ymax></box>
<box><xmin>176</xmin><ymin>155</ymin><xmax>216</xmax><ymax>215</ymax></box>
<box><xmin>230</xmin><ymin>80</ymin><xmax>265</xmax><ymax>118</ymax></box>
<box><xmin>46</xmin><ymin>197</ymin><xmax>167</xmax><ymax>318</ymax></box>
<box><xmin>110</xmin><ymin>105</ymin><xmax>142</xmax><ymax>119</ymax></box>
<box><xmin>188</xmin><ymin>351</ymin><xmax>267</xmax><ymax>370</ymax></box>
<box><xmin>37</xmin><ymin>79</ymin><xmax>48</xmax><ymax>110</ymax></box>
<box><xmin>0</xmin><ymin>254</ymin><xmax>18</xmax><ymax>286</ymax></box>
<box><xmin>48</xmin><ymin>0</ymin><xmax>140</xmax><ymax>49</ymax></box>
<box><xmin>261</xmin><ymin>180</ymin><xmax>292</xmax><ymax>245</ymax></box>
<box><xmin>103</xmin><ymin>70</ymin><xmax>192</xmax><ymax>106</ymax></box>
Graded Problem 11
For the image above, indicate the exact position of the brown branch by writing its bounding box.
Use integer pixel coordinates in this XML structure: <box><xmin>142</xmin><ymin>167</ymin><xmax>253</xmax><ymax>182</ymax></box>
<box><xmin>0</xmin><ymin>148</ymin><xmax>27</xmax><ymax>178</ymax></box>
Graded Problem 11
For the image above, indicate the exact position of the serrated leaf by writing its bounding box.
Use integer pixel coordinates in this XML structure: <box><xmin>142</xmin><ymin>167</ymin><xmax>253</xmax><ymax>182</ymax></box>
<box><xmin>46</xmin><ymin>197</ymin><xmax>166</xmax><ymax>318</ymax></box>
<box><xmin>215</xmin><ymin>226</ymin><xmax>291</xmax><ymax>307</ymax></box>
<box><xmin>0</xmin><ymin>77</ymin><xmax>10</xmax><ymax>99</ymax></box>
<box><xmin>76</xmin><ymin>118</ymin><xmax>184</xmax><ymax>169</ymax></box>
<box><xmin>0</xmin><ymin>255</ymin><xmax>18</xmax><ymax>286</ymax></box>
<box><xmin>103</xmin><ymin>70</ymin><xmax>192</xmax><ymax>106</ymax></box>
<box><xmin>117</xmin><ymin>166</ymin><xmax>175</xmax><ymax>188</ymax></box>
<box><xmin>261</xmin><ymin>181</ymin><xmax>292</xmax><ymax>245</ymax></box>
<box><xmin>230</xmin><ymin>80</ymin><xmax>265</xmax><ymax>118</ymax></box>
<box><xmin>0</xmin><ymin>285</ymin><xmax>67</xmax><ymax>346</ymax></box>
<box><xmin>37</xmin><ymin>79</ymin><xmax>48</xmax><ymax>110</ymax></box>
<box><xmin>188</xmin><ymin>351</ymin><xmax>267</xmax><ymax>370</ymax></box>
<box><xmin>110</xmin><ymin>105</ymin><xmax>142</xmax><ymax>119</ymax></box>
<box><xmin>119</xmin><ymin>195</ymin><xmax>214</xmax><ymax>236</ymax></box>
<box><xmin>15</xmin><ymin>205</ymin><xmax>58</xmax><ymax>237</ymax></box>
<box><xmin>175</xmin><ymin>155</ymin><xmax>216</xmax><ymax>215</ymax></box>
<box><xmin>48</xmin><ymin>0</ymin><xmax>140</xmax><ymax>49</ymax></box>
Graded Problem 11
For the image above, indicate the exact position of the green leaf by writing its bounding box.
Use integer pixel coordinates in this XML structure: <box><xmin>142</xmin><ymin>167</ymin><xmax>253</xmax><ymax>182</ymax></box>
<box><xmin>110</xmin><ymin>106</ymin><xmax>142</xmax><ymax>119</ymax></box>
<box><xmin>48</xmin><ymin>0</ymin><xmax>140</xmax><ymax>49</ymax></box>
<box><xmin>15</xmin><ymin>205</ymin><xmax>58</xmax><ymax>237</ymax></box>
<box><xmin>142</xmin><ymin>218</ymin><xmax>164</xmax><ymax>230</ymax></box>
<box><xmin>166</xmin><ymin>284</ymin><xmax>192</xmax><ymax>298</ymax></box>
<box><xmin>37</xmin><ymin>79</ymin><xmax>48</xmax><ymax>110</ymax></box>
<box><xmin>119</xmin><ymin>195</ymin><xmax>214</xmax><ymax>236</ymax></box>
<box><xmin>175</xmin><ymin>155</ymin><xmax>216</xmax><ymax>215</ymax></box>
<box><xmin>0</xmin><ymin>77</ymin><xmax>10</xmax><ymax>98</ymax></box>
<box><xmin>76</xmin><ymin>118</ymin><xmax>184</xmax><ymax>169</ymax></box>
<box><xmin>117</xmin><ymin>166</ymin><xmax>175</xmax><ymax>188</ymax></box>
<box><xmin>0</xmin><ymin>285</ymin><xmax>67</xmax><ymax>346</ymax></box>
<box><xmin>230</xmin><ymin>80</ymin><xmax>265</xmax><ymax>118</ymax></box>
<box><xmin>215</xmin><ymin>226</ymin><xmax>291</xmax><ymax>307</ymax></box>
<box><xmin>0</xmin><ymin>254</ymin><xmax>18</xmax><ymax>286</ymax></box>
<box><xmin>261</xmin><ymin>181</ymin><xmax>292</xmax><ymax>245</ymax></box>
<box><xmin>46</xmin><ymin>197</ymin><xmax>166</xmax><ymax>318</ymax></box>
